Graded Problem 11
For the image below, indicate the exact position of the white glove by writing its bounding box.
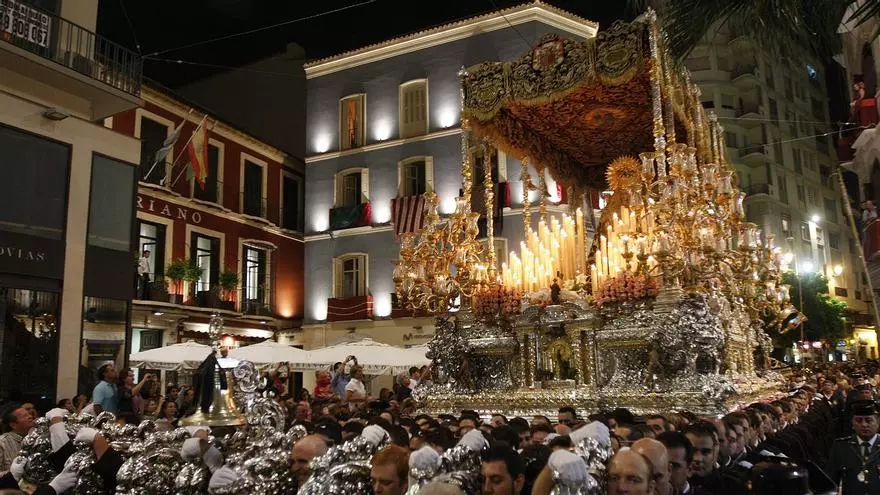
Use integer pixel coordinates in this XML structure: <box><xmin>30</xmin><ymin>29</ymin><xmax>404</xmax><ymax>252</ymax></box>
<box><xmin>10</xmin><ymin>456</ymin><xmax>26</xmax><ymax>481</ymax></box>
<box><xmin>542</xmin><ymin>433</ymin><xmax>560</xmax><ymax>445</ymax></box>
<box><xmin>185</xmin><ymin>425</ymin><xmax>210</xmax><ymax>437</ymax></box>
<box><xmin>181</xmin><ymin>437</ymin><xmax>204</xmax><ymax>461</ymax></box>
<box><xmin>74</xmin><ymin>427</ymin><xmax>98</xmax><ymax>445</ymax></box>
<box><xmin>456</xmin><ymin>429</ymin><xmax>488</xmax><ymax>452</ymax></box>
<box><xmin>49</xmin><ymin>422</ymin><xmax>70</xmax><ymax>452</ymax></box>
<box><xmin>360</xmin><ymin>425</ymin><xmax>388</xmax><ymax>447</ymax></box>
<box><xmin>570</xmin><ymin>421</ymin><xmax>610</xmax><ymax>448</ymax></box>
<box><xmin>548</xmin><ymin>450</ymin><xmax>589</xmax><ymax>484</ymax></box>
<box><xmin>181</xmin><ymin>437</ymin><xmax>224</xmax><ymax>472</ymax></box>
<box><xmin>209</xmin><ymin>464</ymin><xmax>240</xmax><ymax>490</ymax></box>
<box><xmin>202</xmin><ymin>445</ymin><xmax>224</xmax><ymax>473</ymax></box>
<box><xmin>410</xmin><ymin>446</ymin><xmax>440</xmax><ymax>468</ymax></box>
<box><xmin>81</xmin><ymin>404</ymin><xmax>97</xmax><ymax>416</ymax></box>
<box><xmin>46</xmin><ymin>408</ymin><xmax>69</xmax><ymax>422</ymax></box>
<box><xmin>48</xmin><ymin>460</ymin><xmax>79</xmax><ymax>493</ymax></box>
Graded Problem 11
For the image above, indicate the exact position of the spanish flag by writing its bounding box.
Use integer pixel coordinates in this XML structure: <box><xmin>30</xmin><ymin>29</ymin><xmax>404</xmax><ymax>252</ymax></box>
<box><xmin>186</xmin><ymin>122</ymin><xmax>209</xmax><ymax>190</ymax></box>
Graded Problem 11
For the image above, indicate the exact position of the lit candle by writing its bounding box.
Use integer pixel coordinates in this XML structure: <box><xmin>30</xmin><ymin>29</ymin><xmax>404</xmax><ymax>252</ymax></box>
<box><xmin>591</xmin><ymin>264</ymin><xmax>598</xmax><ymax>293</ymax></box>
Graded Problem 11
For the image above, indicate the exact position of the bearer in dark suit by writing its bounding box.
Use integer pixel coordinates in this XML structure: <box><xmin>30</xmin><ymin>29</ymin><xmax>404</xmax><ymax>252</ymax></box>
<box><xmin>826</xmin><ymin>400</ymin><xmax>880</xmax><ymax>494</ymax></box>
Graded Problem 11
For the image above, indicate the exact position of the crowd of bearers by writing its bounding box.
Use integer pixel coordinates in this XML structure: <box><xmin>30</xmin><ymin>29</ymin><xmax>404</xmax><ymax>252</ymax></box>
<box><xmin>0</xmin><ymin>359</ymin><xmax>879</xmax><ymax>494</ymax></box>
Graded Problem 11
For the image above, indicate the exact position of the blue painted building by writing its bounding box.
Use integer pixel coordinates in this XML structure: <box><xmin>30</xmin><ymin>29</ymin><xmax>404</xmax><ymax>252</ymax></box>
<box><xmin>293</xmin><ymin>3</ymin><xmax>597</xmax><ymax>354</ymax></box>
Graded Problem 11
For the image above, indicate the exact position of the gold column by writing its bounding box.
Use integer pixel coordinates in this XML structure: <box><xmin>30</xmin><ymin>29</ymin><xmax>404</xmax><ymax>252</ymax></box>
<box><xmin>483</xmin><ymin>140</ymin><xmax>497</xmax><ymax>277</ymax></box>
<box><xmin>566</xmin><ymin>326</ymin><xmax>583</xmax><ymax>385</ymax></box>
<box><xmin>536</xmin><ymin>161</ymin><xmax>548</xmax><ymax>223</ymax></box>
<box><xmin>521</xmin><ymin>157</ymin><xmax>533</xmax><ymax>235</ymax></box>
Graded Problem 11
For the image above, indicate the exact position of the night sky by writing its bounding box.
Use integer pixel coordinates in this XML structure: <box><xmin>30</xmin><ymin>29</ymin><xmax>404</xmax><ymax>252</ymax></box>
<box><xmin>96</xmin><ymin>0</ymin><xmax>631</xmax><ymax>87</ymax></box>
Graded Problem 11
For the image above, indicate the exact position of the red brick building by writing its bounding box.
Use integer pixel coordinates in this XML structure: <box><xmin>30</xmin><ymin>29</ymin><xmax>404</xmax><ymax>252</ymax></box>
<box><xmin>103</xmin><ymin>85</ymin><xmax>303</xmax><ymax>356</ymax></box>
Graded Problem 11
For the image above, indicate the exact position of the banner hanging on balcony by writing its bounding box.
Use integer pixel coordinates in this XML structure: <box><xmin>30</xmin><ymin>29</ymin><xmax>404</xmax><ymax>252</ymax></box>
<box><xmin>0</xmin><ymin>0</ymin><xmax>51</xmax><ymax>48</ymax></box>
<box><xmin>329</xmin><ymin>202</ymin><xmax>371</xmax><ymax>230</ymax></box>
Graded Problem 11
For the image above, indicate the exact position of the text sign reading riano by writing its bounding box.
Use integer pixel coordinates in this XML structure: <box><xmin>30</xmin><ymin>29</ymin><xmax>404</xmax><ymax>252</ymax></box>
<box><xmin>137</xmin><ymin>195</ymin><xmax>202</xmax><ymax>224</ymax></box>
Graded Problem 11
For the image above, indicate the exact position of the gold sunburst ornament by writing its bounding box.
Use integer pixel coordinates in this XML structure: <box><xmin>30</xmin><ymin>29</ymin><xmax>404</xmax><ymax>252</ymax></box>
<box><xmin>606</xmin><ymin>155</ymin><xmax>642</xmax><ymax>191</ymax></box>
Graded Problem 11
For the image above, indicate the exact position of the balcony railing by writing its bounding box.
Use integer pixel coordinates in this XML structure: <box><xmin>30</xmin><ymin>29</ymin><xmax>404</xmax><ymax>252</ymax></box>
<box><xmin>744</xmin><ymin>184</ymin><xmax>771</xmax><ymax>196</ymax></box>
<box><xmin>240</xmin><ymin>287</ymin><xmax>272</xmax><ymax>316</ymax></box>
<box><xmin>740</xmin><ymin>144</ymin><xmax>766</xmax><ymax>157</ymax></box>
<box><xmin>731</xmin><ymin>64</ymin><xmax>758</xmax><ymax>80</ymax></box>
<box><xmin>0</xmin><ymin>0</ymin><xmax>142</xmax><ymax>96</ymax></box>
<box><xmin>327</xmin><ymin>295</ymin><xmax>373</xmax><ymax>322</ymax></box>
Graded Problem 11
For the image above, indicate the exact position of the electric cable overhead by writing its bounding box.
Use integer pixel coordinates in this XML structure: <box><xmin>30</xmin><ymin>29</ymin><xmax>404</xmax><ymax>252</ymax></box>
<box><xmin>143</xmin><ymin>56</ymin><xmax>299</xmax><ymax>77</ymax></box>
<box><xmin>145</xmin><ymin>0</ymin><xmax>375</xmax><ymax>58</ymax></box>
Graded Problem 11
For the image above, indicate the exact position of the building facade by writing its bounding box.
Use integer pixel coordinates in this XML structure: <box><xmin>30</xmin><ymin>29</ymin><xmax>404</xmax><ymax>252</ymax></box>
<box><xmin>296</xmin><ymin>3</ymin><xmax>597</xmax><ymax>371</ymax></box>
<box><xmin>835</xmin><ymin>3</ymin><xmax>880</xmax><ymax>359</ymax></box>
<box><xmin>0</xmin><ymin>0</ymin><xmax>142</xmax><ymax>401</ymax></box>
<box><xmin>685</xmin><ymin>20</ymin><xmax>872</xmax><ymax>355</ymax></box>
<box><xmin>103</xmin><ymin>85</ymin><xmax>305</xmax><ymax>383</ymax></box>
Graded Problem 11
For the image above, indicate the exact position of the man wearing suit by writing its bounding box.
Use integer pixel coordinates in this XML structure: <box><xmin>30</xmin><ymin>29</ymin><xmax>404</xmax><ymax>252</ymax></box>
<box><xmin>826</xmin><ymin>400</ymin><xmax>880</xmax><ymax>494</ymax></box>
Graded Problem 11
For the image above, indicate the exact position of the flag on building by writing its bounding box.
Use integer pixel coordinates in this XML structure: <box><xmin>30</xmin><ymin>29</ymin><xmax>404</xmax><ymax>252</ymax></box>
<box><xmin>186</xmin><ymin>121</ymin><xmax>209</xmax><ymax>190</ymax></box>
<box><xmin>154</xmin><ymin>121</ymin><xmax>183</xmax><ymax>166</ymax></box>
<box><xmin>391</xmin><ymin>194</ymin><xmax>427</xmax><ymax>238</ymax></box>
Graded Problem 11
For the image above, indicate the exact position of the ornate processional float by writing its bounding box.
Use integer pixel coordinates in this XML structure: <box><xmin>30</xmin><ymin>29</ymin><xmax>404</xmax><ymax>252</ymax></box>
<box><xmin>394</xmin><ymin>13</ymin><xmax>802</xmax><ymax>417</ymax></box>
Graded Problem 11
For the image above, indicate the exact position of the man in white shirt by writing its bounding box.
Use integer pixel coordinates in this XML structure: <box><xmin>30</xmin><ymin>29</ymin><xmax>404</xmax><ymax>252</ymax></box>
<box><xmin>138</xmin><ymin>249</ymin><xmax>151</xmax><ymax>299</ymax></box>
<box><xmin>345</xmin><ymin>366</ymin><xmax>368</xmax><ymax>410</ymax></box>
<box><xmin>0</xmin><ymin>406</ymin><xmax>34</xmax><ymax>474</ymax></box>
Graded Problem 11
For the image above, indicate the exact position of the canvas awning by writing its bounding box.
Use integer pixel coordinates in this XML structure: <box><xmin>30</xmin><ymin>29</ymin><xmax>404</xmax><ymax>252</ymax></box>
<box><xmin>291</xmin><ymin>338</ymin><xmax>430</xmax><ymax>375</ymax></box>
<box><xmin>129</xmin><ymin>341</ymin><xmax>213</xmax><ymax>371</ymax></box>
<box><xmin>228</xmin><ymin>339</ymin><xmax>313</xmax><ymax>371</ymax></box>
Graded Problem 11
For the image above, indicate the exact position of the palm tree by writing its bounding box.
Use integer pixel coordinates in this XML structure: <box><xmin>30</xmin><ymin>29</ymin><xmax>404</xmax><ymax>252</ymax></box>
<box><xmin>628</xmin><ymin>0</ymin><xmax>877</xmax><ymax>61</ymax></box>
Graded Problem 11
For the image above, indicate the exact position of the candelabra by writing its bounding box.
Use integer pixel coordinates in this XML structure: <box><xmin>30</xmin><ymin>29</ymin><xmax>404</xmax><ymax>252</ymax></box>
<box><xmin>393</xmin><ymin>190</ymin><xmax>487</xmax><ymax>314</ymax></box>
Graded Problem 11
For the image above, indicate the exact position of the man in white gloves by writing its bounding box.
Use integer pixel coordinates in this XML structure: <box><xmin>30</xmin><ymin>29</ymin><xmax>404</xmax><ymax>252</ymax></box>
<box><xmin>210</xmin><ymin>433</ymin><xmax>329</xmax><ymax>491</ymax></box>
<box><xmin>0</xmin><ymin>408</ymin><xmax>75</xmax><ymax>490</ymax></box>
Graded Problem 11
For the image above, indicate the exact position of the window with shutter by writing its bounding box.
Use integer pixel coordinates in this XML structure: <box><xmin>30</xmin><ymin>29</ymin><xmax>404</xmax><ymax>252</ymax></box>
<box><xmin>342</xmin><ymin>173</ymin><xmax>361</xmax><ymax>206</ymax></box>
<box><xmin>340</xmin><ymin>95</ymin><xmax>365</xmax><ymax>150</ymax></box>
<box><xmin>334</xmin><ymin>254</ymin><xmax>367</xmax><ymax>298</ymax></box>
<box><xmin>398</xmin><ymin>157</ymin><xmax>433</xmax><ymax>196</ymax></box>
<box><xmin>400</xmin><ymin>80</ymin><xmax>428</xmax><ymax>139</ymax></box>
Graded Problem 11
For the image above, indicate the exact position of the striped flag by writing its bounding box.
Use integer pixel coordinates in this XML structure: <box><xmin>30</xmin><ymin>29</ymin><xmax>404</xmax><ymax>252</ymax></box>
<box><xmin>392</xmin><ymin>195</ymin><xmax>426</xmax><ymax>238</ymax></box>
<box><xmin>186</xmin><ymin>121</ymin><xmax>209</xmax><ymax>190</ymax></box>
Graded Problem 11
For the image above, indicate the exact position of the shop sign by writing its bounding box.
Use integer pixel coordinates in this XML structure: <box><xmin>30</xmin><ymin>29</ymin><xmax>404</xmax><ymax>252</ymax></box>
<box><xmin>0</xmin><ymin>231</ymin><xmax>64</xmax><ymax>279</ymax></box>
<box><xmin>137</xmin><ymin>195</ymin><xmax>202</xmax><ymax>224</ymax></box>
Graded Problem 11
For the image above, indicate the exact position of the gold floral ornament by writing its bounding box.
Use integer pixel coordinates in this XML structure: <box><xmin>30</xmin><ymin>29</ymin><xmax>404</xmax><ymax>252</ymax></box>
<box><xmin>606</xmin><ymin>155</ymin><xmax>642</xmax><ymax>191</ymax></box>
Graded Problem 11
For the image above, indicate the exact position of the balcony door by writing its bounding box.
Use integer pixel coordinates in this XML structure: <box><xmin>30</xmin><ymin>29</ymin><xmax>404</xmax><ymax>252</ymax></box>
<box><xmin>242</xmin><ymin>160</ymin><xmax>263</xmax><ymax>217</ymax></box>
<box><xmin>190</xmin><ymin>233</ymin><xmax>219</xmax><ymax>295</ymax></box>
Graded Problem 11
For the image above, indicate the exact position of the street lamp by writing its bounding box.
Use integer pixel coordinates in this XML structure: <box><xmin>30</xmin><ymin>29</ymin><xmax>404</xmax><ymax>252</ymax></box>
<box><xmin>833</xmin><ymin>264</ymin><xmax>844</xmax><ymax>277</ymax></box>
<box><xmin>810</xmin><ymin>214</ymin><xmax>821</xmax><ymax>224</ymax></box>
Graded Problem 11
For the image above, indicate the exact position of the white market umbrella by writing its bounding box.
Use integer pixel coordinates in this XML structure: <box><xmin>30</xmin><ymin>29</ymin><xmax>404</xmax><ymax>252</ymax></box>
<box><xmin>129</xmin><ymin>341</ymin><xmax>213</xmax><ymax>371</ymax></box>
<box><xmin>297</xmin><ymin>338</ymin><xmax>430</xmax><ymax>375</ymax></box>
<box><xmin>228</xmin><ymin>340</ymin><xmax>312</xmax><ymax>371</ymax></box>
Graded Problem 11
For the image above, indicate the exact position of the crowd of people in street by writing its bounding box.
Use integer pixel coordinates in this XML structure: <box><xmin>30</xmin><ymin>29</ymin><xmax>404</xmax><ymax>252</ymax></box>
<box><xmin>0</xmin><ymin>358</ymin><xmax>878</xmax><ymax>494</ymax></box>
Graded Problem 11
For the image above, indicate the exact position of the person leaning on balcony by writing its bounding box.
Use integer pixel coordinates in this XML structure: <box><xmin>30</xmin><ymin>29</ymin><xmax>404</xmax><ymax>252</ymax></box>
<box><xmin>862</xmin><ymin>200</ymin><xmax>877</xmax><ymax>226</ymax></box>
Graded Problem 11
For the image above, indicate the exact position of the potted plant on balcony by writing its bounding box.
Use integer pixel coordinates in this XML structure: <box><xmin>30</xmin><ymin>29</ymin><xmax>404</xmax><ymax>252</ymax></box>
<box><xmin>165</xmin><ymin>259</ymin><xmax>189</xmax><ymax>305</ymax></box>
<box><xmin>184</xmin><ymin>260</ymin><xmax>204</xmax><ymax>305</ymax></box>
<box><xmin>217</xmin><ymin>271</ymin><xmax>239</xmax><ymax>311</ymax></box>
